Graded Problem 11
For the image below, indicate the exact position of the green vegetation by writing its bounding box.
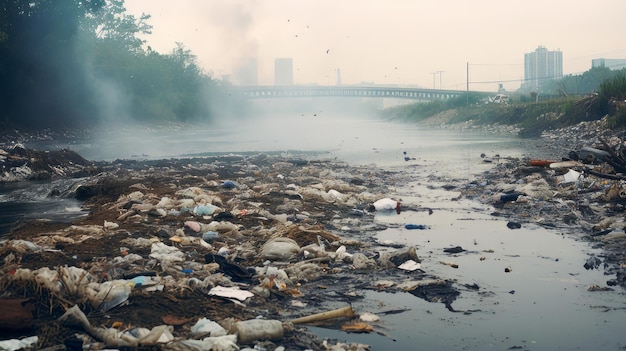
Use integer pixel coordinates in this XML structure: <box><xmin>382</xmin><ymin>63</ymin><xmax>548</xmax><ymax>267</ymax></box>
<box><xmin>384</xmin><ymin>70</ymin><xmax>626</xmax><ymax>137</ymax></box>
<box><xmin>383</xmin><ymin>92</ymin><xmax>488</xmax><ymax>122</ymax></box>
<box><xmin>0</xmin><ymin>0</ymin><xmax>246</xmax><ymax>129</ymax></box>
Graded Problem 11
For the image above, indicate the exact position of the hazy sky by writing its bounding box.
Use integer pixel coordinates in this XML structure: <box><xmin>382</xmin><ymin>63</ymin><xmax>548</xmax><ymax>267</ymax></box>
<box><xmin>124</xmin><ymin>0</ymin><xmax>626</xmax><ymax>91</ymax></box>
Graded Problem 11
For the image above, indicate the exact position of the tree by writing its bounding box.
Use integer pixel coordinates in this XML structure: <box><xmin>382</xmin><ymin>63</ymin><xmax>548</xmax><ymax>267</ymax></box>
<box><xmin>83</xmin><ymin>0</ymin><xmax>152</xmax><ymax>53</ymax></box>
<box><xmin>0</xmin><ymin>0</ymin><xmax>105</xmax><ymax>127</ymax></box>
<box><xmin>1</xmin><ymin>0</ymin><xmax>246</xmax><ymax>129</ymax></box>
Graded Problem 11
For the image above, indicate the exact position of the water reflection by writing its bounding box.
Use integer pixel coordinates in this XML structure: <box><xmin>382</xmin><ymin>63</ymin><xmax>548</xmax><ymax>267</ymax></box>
<box><xmin>354</xmin><ymin>179</ymin><xmax>626</xmax><ymax>350</ymax></box>
<box><xmin>13</xmin><ymin>113</ymin><xmax>626</xmax><ymax>349</ymax></box>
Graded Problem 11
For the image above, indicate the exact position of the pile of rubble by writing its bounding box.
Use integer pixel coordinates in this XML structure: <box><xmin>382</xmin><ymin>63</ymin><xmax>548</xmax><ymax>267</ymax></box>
<box><xmin>3</xmin><ymin>117</ymin><xmax>626</xmax><ymax>350</ymax></box>
<box><xmin>463</xmin><ymin>119</ymin><xmax>626</xmax><ymax>289</ymax></box>
<box><xmin>0</xmin><ymin>152</ymin><xmax>452</xmax><ymax>350</ymax></box>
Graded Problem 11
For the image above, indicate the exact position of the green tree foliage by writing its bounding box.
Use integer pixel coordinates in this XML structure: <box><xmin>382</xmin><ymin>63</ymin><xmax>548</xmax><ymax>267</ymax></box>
<box><xmin>0</xmin><ymin>0</ymin><xmax>245</xmax><ymax>129</ymax></box>
<box><xmin>597</xmin><ymin>72</ymin><xmax>626</xmax><ymax>128</ymax></box>
<box><xmin>383</xmin><ymin>92</ymin><xmax>487</xmax><ymax>122</ymax></box>
<box><xmin>382</xmin><ymin>67</ymin><xmax>626</xmax><ymax>137</ymax></box>
<box><xmin>538</xmin><ymin>66</ymin><xmax>622</xmax><ymax>97</ymax></box>
<box><xmin>0</xmin><ymin>0</ymin><xmax>106</xmax><ymax>127</ymax></box>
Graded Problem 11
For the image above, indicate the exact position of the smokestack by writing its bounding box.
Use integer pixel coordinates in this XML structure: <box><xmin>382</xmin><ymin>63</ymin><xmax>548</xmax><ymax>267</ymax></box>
<box><xmin>336</xmin><ymin>68</ymin><xmax>341</xmax><ymax>86</ymax></box>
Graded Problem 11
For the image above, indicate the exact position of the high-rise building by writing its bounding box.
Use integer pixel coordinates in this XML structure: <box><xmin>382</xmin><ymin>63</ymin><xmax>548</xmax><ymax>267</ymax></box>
<box><xmin>274</xmin><ymin>58</ymin><xmax>293</xmax><ymax>86</ymax></box>
<box><xmin>524</xmin><ymin>46</ymin><xmax>563</xmax><ymax>91</ymax></box>
<box><xmin>592</xmin><ymin>58</ymin><xmax>626</xmax><ymax>70</ymax></box>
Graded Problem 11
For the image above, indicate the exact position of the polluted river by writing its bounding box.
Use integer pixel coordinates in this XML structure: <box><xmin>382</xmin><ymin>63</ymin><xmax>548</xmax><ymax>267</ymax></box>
<box><xmin>1</xmin><ymin>110</ymin><xmax>626</xmax><ymax>350</ymax></box>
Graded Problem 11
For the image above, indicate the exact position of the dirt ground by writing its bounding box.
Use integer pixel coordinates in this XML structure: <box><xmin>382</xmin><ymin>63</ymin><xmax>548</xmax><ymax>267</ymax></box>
<box><xmin>0</xmin><ymin>152</ymin><xmax>456</xmax><ymax>350</ymax></box>
<box><xmin>3</xmin><ymin>128</ymin><xmax>626</xmax><ymax>350</ymax></box>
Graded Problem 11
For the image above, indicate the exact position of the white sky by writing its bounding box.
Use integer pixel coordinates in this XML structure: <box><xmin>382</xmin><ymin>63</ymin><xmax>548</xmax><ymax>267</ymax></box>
<box><xmin>124</xmin><ymin>0</ymin><xmax>626</xmax><ymax>92</ymax></box>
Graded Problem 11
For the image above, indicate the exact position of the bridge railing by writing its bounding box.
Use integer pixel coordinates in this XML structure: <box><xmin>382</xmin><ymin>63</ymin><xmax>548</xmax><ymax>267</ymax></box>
<box><xmin>235</xmin><ymin>85</ymin><xmax>466</xmax><ymax>101</ymax></box>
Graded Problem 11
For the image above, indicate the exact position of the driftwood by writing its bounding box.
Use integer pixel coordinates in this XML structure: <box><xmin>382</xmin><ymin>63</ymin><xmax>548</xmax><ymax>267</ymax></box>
<box><xmin>0</xmin><ymin>298</ymin><xmax>34</xmax><ymax>331</ymax></box>
<box><xmin>599</xmin><ymin>137</ymin><xmax>626</xmax><ymax>173</ymax></box>
<box><xmin>586</xmin><ymin>168</ymin><xmax>626</xmax><ymax>181</ymax></box>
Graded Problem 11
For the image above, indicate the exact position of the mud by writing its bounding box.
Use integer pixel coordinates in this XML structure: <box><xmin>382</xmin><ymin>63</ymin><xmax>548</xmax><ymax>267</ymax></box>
<box><xmin>0</xmin><ymin>150</ymin><xmax>453</xmax><ymax>350</ymax></box>
<box><xmin>1</xmin><ymin>118</ymin><xmax>626</xmax><ymax>350</ymax></box>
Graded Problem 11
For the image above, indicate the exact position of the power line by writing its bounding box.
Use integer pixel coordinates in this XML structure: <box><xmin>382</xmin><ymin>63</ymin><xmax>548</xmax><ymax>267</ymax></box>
<box><xmin>468</xmin><ymin>78</ymin><xmax>523</xmax><ymax>84</ymax></box>
<box><xmin>468</xmin><ymin>63</ymin><xmax>523</xmax><ymax>66</ymax></box>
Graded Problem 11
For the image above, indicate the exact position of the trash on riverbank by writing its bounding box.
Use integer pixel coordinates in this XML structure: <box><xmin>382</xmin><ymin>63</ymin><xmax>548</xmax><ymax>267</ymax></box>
<box><xmin>466</xmin><ymin>125</ymin><xmax>626</xmax><ymax>289</ymax></box>
<box><xmin>0</xmin><ymin>148</ymin><xmax>458</xmax><ymax>350</ymax></box>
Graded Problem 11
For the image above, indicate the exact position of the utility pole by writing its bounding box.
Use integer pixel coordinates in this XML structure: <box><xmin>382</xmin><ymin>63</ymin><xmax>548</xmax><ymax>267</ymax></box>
<box><xmin>430</xmin><ymin>72</ymin><xmax>436</xmax><ymax>89</ymax></box>
<box><xmin>466</xmin><ymin>62</ymin><xmax>469</xmax><ymax>92</ymax></box>
<box><xmin>436</xmin><ymin>70</ymin><xmax>445</xmax><ymax>89</ymax></box>
<box><xmin>466</xmin><ymin>62</ymin><xmax>469</xmax><ymax>106</ymax></box>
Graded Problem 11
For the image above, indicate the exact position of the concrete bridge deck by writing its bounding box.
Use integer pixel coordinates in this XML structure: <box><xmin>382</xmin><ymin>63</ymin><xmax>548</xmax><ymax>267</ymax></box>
<box><xmin>235</xmin><ymin>85</ymin><xmax>470</xmax><ymax>101</ymax></box>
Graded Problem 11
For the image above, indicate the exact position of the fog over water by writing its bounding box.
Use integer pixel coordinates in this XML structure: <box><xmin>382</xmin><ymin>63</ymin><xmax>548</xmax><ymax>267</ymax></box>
<box><xmin>8</xmin><ymin>102</ymin><xmax>626</xmax><ymax>350</ymax></box>
<box><xmin>61</xmin><ymin>101</ymin><xmax>529</xmax><ymax>170</ymax></box>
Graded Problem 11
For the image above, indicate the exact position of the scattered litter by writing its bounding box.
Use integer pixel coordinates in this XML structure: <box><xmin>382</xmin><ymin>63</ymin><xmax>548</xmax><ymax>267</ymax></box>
<box><xmin>373</xmin><ymin>198</ymin><xmax>399</xmax><ymax>211</ymax></box>
<box><xmin>439</xmin><ymin>261</ymin><xmax>459</xmax><ymax>269</ymax></box>
<box><xmin>405</xmin><ymin>224</ymin><xmax>429</xmax><ymax>230</ymax></box>
<box><xmin>208</xmin><ymin>286</ymin><xmax>254</xmax><ymax>302</ymax></box>
<box><xmin>398</xmin><ymin>260</ymin><xmax>421</xmax><ymax>271</ymax></box>
<box><xmin>0</xmin><ymin>336</ymin><xmax>38</xmax><ymax>351</ymax></box>
<box><xmin>290</xmin><ymin>305</ymin><xmax>355</xmax><ymax>324</ymax></box>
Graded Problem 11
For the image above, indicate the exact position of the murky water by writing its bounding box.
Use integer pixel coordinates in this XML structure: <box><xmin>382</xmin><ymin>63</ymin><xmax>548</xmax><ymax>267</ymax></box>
<box><xmin>8</xmin><ymin>110</ymin><xmax>626</xmax><ymax>349</ymax></box>
<box><xmin>362</xmin><ymin>181</ymin><xmax>626</xmax><ymax>350</ymax></box>
<box><xmin>0</xmin><ymin>179</ymin><xmax>86</xmax><ymax>234</ymax></box>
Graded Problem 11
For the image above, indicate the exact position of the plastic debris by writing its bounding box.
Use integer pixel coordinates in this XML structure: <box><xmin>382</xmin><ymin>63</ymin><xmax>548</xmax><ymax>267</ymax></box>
<box><xmin>405</xmin><ymin>224</ymin><xmax>429</xmax><ymax>230</ymax></box>
<box><xmin>58</xmin><ymin>305</ymin><xmax>174</xmax><ymax>347</ymax></box>
<box><xmin>290</xmin><ymin>305</ymin><xmax>355</xmax><ymax>324</ymax></box>
<box><xmin>398</xmin><ymin>260</ymin><xmax>421</xmax><ymax>271</ymax></box>
<box><xmin>341</xmin><ymin>322</ymin><xmax>374</xmax><ymax>333</ymax></box>
<box><xmin>190</xmin><ymin>317</ymin><xmax>227</xmax><ymax>337</ymax></box>
<box><xmin>165</xmin><ymin>335</ymin><xmax>238</xmax><ymax>351</ymax></box>
<box><xmin>0</xmin><ymin>336</ymin><xmax>38</xmax><ymax>351</ymax></box>
<box><xmin>184</xmin><ymin>220</ymin><xmax>202</xmax><ymax>232</ymax></box>
<box><xmin>233</xmin><ymin>319</ymin><xmax>284</xmax><ymax>344</ymax></box>
<box><xmin>221</xmin><ymin>181</ymin><xmax>236</xmax><ymax>189</ymax></box>
<box><xmin>439</xmin><ymin>261</ymin><xmax>459</xmax><ymax>269</ymax></box>
<box><xmin>549</xmin><ymin>160</ymin><xmax>583</xmax><ymax>169</ymax></box>
<box><xmin>208</xmin><ymin>286</ymin><xmax>254</xmax><ymax>302</ymax></box>
<box><xmin>373</xmin><ymin>198</ymin><xmax>399</xmax><ymax>211</ymax></box>
<box><xmin>260</xmin><ymin>237</ymin><xmax>301</xmax><ymax>261</ymax></box>
<box><xmin>499</xmin><ymin>193</ymin><xmax>523</xmax><ymax>203</ymax></box>
<box><xmin>194</xmin><ymin>204</ymin><xmax>219</xmax><ymax>216</ymax></box>
<box><xmin>562</xmin><ymin>169</ymin><xmax>582</xmax><ymax>183</ymax></box>
<box><xmin>202</xmin><ymin>230</ymin><xmax>220</xmax><ymax>243</ymax></box>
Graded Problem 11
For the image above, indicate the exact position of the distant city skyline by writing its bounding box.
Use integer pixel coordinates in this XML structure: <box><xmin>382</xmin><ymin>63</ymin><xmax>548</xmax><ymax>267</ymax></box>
<box><xmin>274</xmin><ymin>58</ymin><xmax>293</xmax><ymax>85</ymax></box>
<box><xmin>592</xmin><ymin>58</ymin><xmax>626</xmax><ymax>71</ymax></box>
<box><xmin>523</xmin><ymin>46</ymin><xmax>563</xmax><ymax>91</ymax></box>
<box><xmin>124</xmin><ymin>0</ymin><xmax>626</xmax><ymax>92</ymax></box>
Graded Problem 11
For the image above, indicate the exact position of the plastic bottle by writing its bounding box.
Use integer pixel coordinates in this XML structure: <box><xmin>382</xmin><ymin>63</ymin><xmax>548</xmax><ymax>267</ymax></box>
<box><xmin>234</xmin><ymin>319</ymin><xmax>284</xmax><ymax>344</ymax></box>
<box><xmin>500</xmin><ymin>193</ymin><xmax>522</xmax><ymax>202</ymax></box>
<box><xmin>202</xmin><ymin>231</ymin><xmax>220</xmax><ymax>243</ymax></box>
<box><xmin>405</xmin><ymin>224</ymin><xmax>428</xmax><ymax>230</ymax></box>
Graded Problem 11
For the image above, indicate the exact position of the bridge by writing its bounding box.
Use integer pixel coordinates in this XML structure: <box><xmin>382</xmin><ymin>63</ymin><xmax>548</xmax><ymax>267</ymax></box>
<box><xmin>235</xmin><ymin>85</ymin><xmax>472</xmax><ymax>102</ymax></box>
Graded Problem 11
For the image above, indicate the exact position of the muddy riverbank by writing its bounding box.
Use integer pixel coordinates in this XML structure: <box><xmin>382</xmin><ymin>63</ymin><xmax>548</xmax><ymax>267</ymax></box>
<box><xmin>0</xmin><ymin>147</ymin><xmax>458</xmax><ymax>350</ymax></box>
<box><xmin>1</xmin><ymin>118</ymin><xmax>626</xmax><ymax>350</ymax></box>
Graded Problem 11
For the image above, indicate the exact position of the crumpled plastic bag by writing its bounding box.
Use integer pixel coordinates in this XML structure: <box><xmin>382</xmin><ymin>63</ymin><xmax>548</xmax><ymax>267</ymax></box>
<box><xmin>190</xmin><ymin>317</ymin><xmax>227</xmax><ymax>337</ymax></box>
<box><xmin>85</xmin><ymin>280</ymin><xmax>132</xmax><ymax>312</ymax></box>
<box><xmin>259</xmin><ymin>237</ymin><xmax>301</xmax><ymax>261</ymax></box>
<box><xmin>150</xmin><ymin>242</ymin><xmax>184</xmax><ymax>263</ymax></box>
<box><xmin>59</xmin><ymin>305</ymin><xmax>174</xmax><ymax>347</ymax></box>
<box><xmin>0</xmin><ymin>336</ymin><xmax>38</xmax><ymax>351</ymax></box>
<box><xmin>162</xmin><ymin>335</ymin><xmax>238</xmax><ymax>351</ymax></box>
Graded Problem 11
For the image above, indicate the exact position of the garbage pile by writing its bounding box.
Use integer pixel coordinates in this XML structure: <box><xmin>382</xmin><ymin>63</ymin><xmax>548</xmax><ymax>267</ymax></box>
<box><xmin>0</xmin><ymin>152</ymin><xmax>454</xmax><ymax>350</ymax></box>
<box><xmin>0</xmin><ymin>144</ymin><xmax>94</xmax><ymax>182</ymax></box>
<box><xmin>463</xmin><ymin>123</ymin><xmax>626</xmax><ymax>289</ymax></box>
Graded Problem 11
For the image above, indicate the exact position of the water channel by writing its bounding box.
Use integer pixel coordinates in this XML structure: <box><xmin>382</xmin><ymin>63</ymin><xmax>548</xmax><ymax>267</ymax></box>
<box><xmin>3</xmin><ymin>108</ymin><xmax>626</xmax><ymax>350</ymax></box>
